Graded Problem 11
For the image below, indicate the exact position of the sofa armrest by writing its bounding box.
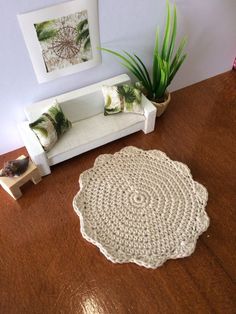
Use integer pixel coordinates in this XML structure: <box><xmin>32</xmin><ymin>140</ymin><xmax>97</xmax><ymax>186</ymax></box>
<box><xmin>142</xmin><ymin>95</ymin><xmax>157</xmax><ymax>134</ymax></box>
<box><xmin>18</xmin><ymin>121</ymin><xmax>51</xmax><ymax>176</ymax></box>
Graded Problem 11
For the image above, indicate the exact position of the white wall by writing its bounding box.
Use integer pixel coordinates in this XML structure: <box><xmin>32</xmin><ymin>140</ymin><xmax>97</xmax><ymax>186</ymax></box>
<box><xmin>0</xmin><ymin>0</ymin><xmax>235</xmax><ymax>154</ymax></box>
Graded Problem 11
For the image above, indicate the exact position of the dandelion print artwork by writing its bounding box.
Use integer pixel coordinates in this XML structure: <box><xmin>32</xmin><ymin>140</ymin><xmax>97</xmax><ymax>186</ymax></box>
<box><xmin>18</xmin><ymin>0</ymin><xmax>101</xmax><ymax>83</ymax></box>
<box><xmin>34</xmin><ymin>11</ymin><xmax>92</xmax><ymax>73</ymax></box>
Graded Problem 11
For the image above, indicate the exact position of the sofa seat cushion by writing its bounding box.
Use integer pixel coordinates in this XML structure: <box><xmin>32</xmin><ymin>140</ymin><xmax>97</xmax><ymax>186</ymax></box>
<box><xmin>47</xmin><ymin>112</ymin><xmax>145</xmax><ymax>165</ymax></box>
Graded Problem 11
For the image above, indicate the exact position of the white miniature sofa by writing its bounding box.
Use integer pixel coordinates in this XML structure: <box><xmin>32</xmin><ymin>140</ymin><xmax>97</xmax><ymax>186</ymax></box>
<box><xmin>18</xmin><ymin>74</ymin><xmax>156</xmax><ymax>176</ymax></box>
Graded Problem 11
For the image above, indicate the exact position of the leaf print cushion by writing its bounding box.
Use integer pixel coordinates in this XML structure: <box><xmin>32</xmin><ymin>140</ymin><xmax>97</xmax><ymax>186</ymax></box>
<box><xmin>102</xmin><ymin>85</ymin><xmax>122</xmax><ymax>115</ymax></box>
<box><xmin>102</xmin><ymin>84</ymin><xmax>143</xmax><ymax>116</ymax></box>
<box><xmin>29</xmin><ymin>100</ymin><xmax>72</xmax><ymax>151</ymax></box>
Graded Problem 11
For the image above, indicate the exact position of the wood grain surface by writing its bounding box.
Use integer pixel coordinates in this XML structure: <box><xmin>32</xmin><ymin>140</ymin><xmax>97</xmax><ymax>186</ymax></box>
<box><xmin>0</xmin><ymin>71</ymin><xmax>235</xmax><ymax>314</ymax></box>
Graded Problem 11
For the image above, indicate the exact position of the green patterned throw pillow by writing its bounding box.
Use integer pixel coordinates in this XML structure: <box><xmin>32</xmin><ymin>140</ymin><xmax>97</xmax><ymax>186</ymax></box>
<box><xmin>102</xmin><ymin>84</ymin><xmax>143</xmax><ymax>115</ymax></box>
<box><xmin>29</xmin><ymin>101</ymin><xmax>72</xmax><ymax>151</ymax></box>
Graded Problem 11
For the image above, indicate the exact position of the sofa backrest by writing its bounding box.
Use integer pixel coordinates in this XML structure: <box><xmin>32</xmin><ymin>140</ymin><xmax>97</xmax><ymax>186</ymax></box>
<box><xmin>24</xmin><ymin>74</ymin><xmax>131</xmax><ymax>123</ymax></box>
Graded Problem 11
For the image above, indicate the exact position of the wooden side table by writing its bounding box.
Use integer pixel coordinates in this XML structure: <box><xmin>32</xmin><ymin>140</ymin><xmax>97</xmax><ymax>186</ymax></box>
<box><xmin>0</xmin><ymin>155</ymin><xmax>42</xmax><ymax>200</ymax></box>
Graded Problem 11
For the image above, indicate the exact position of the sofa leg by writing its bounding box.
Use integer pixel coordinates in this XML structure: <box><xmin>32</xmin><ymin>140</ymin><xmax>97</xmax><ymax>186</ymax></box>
<box><xmin>30</xmin><ymin>155</ymin><xmax>51</xmax><ymax>176</ymax></box>
<box><xmin>38</xmin><ymin>164</ymin><xmax>51</xmax><ymax>176</ymax></box>
<box><xmin>143</xmin><ymin>112</ymin><xmax>156</xmax><ymax>134</ymax></box>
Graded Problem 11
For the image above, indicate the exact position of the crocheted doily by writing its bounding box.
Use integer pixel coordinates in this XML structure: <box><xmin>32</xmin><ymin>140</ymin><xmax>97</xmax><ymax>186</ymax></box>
<box><xmin>73</xmin><ymin>146</ymin><xmax>209</xmax><ymax>268</ymax></box>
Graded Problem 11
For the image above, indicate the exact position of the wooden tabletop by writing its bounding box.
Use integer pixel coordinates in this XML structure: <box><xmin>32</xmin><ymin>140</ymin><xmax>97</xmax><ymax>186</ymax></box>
<box><xmin>0</xmin><ymin>70</ymin><xmax>235</xmax><ymax>313</ymax></box>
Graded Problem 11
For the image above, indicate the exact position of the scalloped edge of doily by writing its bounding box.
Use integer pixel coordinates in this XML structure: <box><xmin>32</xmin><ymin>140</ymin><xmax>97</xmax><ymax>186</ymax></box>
<box><xmin>94</xmin><ymin>153</ymin><xmax>113</xmax><ymax>167</ymax></box>
<box><xmin>73</xmin><ymin>190</ymin><xmax>209</xmax><ymax>268</ymax></box>
<box><xmin>73</xmin><ymin>146</ymin><xmax>210</xmax><ymax>269</ymax></box>
<box><xmin>73</xmin><ymin>192</ymin><xmax>166</xmax><ymax>268</ymax></box>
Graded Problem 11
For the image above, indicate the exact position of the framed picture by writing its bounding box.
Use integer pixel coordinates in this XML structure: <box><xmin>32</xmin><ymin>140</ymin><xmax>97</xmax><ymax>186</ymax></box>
<box><xmin>18</xmin><ymin>0</ymin><xmax>101</xmax><ymax>83</ymax></box>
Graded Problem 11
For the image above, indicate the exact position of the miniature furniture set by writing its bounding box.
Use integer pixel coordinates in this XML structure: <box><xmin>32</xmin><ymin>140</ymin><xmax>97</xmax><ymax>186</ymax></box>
<box><xmin>18</xmin><ymin>74</ymin><xmax>157</xmax><ymax>176</ymax></box>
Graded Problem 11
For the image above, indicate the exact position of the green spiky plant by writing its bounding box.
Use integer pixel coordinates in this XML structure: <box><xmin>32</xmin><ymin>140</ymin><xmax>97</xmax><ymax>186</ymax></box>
<box><xmin>101</xmin><ymin>0</ymin><xmax>187</xmax><ymax>102</ymax></box>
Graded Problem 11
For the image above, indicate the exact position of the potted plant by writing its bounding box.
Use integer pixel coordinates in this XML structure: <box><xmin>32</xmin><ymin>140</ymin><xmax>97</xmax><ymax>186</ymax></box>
<box><xmin>101</xmin><ymin>0</ymin><xmax>187</xmax><ymax>116</ymax></box>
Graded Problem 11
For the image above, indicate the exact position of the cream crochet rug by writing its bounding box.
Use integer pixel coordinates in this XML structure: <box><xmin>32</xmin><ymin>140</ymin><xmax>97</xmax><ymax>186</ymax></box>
<box><xmin>73</xmin><ymin>146</ymin><xmax>209</xmax><ymax>268</ymax></box>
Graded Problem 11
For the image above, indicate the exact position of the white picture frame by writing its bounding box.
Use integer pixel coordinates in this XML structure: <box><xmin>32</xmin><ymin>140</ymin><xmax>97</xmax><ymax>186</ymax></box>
<box><xmin>18</xmin><ymin>0</ymin><xmax>101</xmax><ymax>83</ymax></box>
